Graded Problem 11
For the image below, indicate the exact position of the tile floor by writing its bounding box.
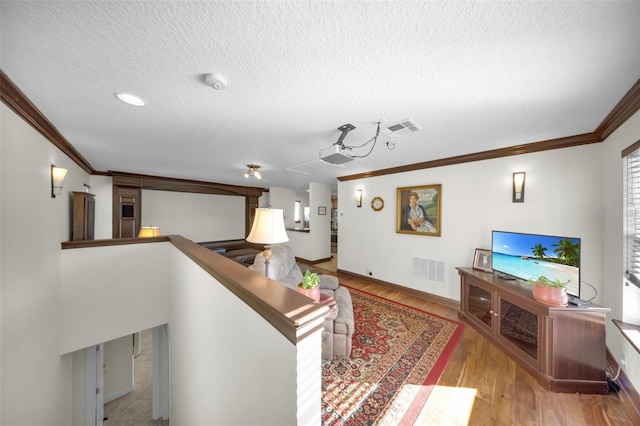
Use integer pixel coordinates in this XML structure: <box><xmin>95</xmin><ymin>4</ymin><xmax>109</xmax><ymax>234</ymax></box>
<box><xmin>315</xmin><ymin>256</ymin><xmax>337</xmax><ymax>272</ymax></box>
<box><xmin>103</xmin><ymin>329</ymin><xmax>169</xmax><ymax>426</ymax></box>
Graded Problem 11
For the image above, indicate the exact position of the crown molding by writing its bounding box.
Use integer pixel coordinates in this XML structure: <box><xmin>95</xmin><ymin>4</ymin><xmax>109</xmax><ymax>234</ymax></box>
<box><xmin>597</xmin><ymin>79</ymin><xmax>640</xmax><ymax>141</ymax></box>
<box><xmin>338</xmin><ymin>133</ymin><xmax>601</xmax><ymax>182</ymax></box>
<box><xmin>0</xmin><ymin>69</ymin><xmax>94</xmax><ymax>174</ymax></box>
<box><xmin>1</xmin><ymin>70</ymin><xmax>266</xmax><ymax>195</ymax></box>
<box><xmin>110</xmin><ymin>171</ymin><xmax>267</xmax><ymax>197</ymax></box>
<box><xmin>3</xmin><ymin>66</ymin><xmax>638</xmax><ymax>186</ymax></box>
<box><xmin>339</xmin><ymin>78</ymin><xmax>640</xmax><ymax>182</ymax></box>
<box><xmin>622</xmin><ymin>139</ymin><xmax>640</xmax><ymax>158</ymax></box>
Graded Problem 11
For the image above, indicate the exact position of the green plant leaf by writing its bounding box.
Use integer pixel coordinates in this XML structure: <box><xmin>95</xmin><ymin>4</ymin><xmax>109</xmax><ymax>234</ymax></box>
<box><xmin>527</xmin><ymin>275</ymin><xmax>568</xmax><ymax>288</ymax></box>
<box><xmin>301</xmin><ymin>270</ymin><xmax>320</xmax><ymax>289</ymax></box>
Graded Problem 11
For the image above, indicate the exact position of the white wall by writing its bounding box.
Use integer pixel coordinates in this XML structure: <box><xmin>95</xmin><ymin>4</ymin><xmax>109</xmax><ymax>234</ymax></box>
<box><xmin>103</xmin><ymin>335</ymin><xmax>134</xmax><ymax>402</ymax></box>
<box><xmin>296</xmin><ymin>190</ymin><xmax>310</xmax><ymax>225</ymax></box>
<box><xmin>601</xmin><ymin>109</ymin><xmax>640</xmax><ymax>392</ymax></box>
<box><xmin>89</xmin><ymin>175</ymin><xmax>114</xmax><ymax>240</ymax></box>
<box><xmin>71</xmin><ymin>351</ymin><xmax>86</xmax><ymax>424</ymax></box>
<box><xmin>60</xmin><ymin>243</ymin><xmax>173</xmax><ymax>355</ymax></box>
<box><xmin>338</xmin><ymin>144</ymin><xmax>604</xmax><ymax>302</ymax></box>
<box><xmin>0</xmin><ymin>103</ymin><xmax>91</xmax><ymax>425</ymax></box>
<box><xmin>269</xmin><ymin>186</ymin><xmax>296</xmax><ymax>228</ymax></box>
<box><xmin>338</xmin><ymin>112</ymin><xmax>640</xmax><ymax>394</ymax></box>
<box><xmin>168</xmin><ymin>249</ymin><xmax>308</xmax><ymax>425</ymax></box>
<box><xmin>59</xmin><ymin>239</ymin><xmax>320</xmax><ymax>425</ymax></box>
<box><xmin>309</xmin><ymin>182</ymin><xmax>332</xmax><ymax>260</ymax></box>
<box><xmin>271</xmin><ymin>184</ymin><xmax>332</xmax><ymax>261</ymax></box>
<box><xmin>61</xmin><ymin>240</ymin><xmax>320</xmax><ymax>425</ymax></box>
<box><xmin>141</xmin><ymin>190</ymin><xmax>245</xmax><ymax>242</ymax></box>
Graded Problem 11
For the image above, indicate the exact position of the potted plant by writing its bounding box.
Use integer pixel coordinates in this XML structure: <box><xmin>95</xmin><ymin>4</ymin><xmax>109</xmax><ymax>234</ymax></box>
<box><xmin>528</xmin><ymin>275</ymin><xmax>569</xmax><ymax>306</ymax></box>
<box><xmin>297</xmin><ymin>270</ymin><xmax>321</xmax><ymax>301</ymax></box>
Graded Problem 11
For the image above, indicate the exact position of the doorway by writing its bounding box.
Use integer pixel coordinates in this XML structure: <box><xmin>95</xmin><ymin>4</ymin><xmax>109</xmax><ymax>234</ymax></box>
<box><xmin>96</xmin><ymin>326</ymin><xmax>169</xmax><ymax>425</ymax></box>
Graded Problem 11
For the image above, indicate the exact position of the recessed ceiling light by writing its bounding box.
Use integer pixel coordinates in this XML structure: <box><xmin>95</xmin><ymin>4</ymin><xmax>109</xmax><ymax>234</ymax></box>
<box><xmin>114</xmin><ymin>91</ymin><xmax>147</xmax><ymax>106</ymax></box>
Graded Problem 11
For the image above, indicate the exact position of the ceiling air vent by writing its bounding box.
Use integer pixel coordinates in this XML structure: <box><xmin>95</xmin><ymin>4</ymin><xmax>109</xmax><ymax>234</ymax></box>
<box><xmin>382</xmin><ymin>119</ymin><xmax>422</xmax><ymax>136</ymax></box>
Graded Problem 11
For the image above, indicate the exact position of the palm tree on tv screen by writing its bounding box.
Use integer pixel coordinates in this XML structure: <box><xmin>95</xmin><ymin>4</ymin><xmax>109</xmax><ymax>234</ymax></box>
<box><xmin>531</xmin><ymin>244</ymin><xmax>548</xmax><ymax>259</ymax></box>
<box><xmin>552</xmin><ymin>238</ymin><xmax>580</xmax><ymax>267</ymax></box>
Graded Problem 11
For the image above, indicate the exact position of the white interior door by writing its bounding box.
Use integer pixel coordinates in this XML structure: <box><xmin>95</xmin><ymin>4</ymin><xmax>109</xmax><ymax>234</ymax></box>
<box><xmin>85</xmin><ymin>344</ymin><xmax>104</xmax><ymax>426</ymax></box>
<box><xmin>152</xmin><ymin>324</ymin><xmax>170</xmax><ymax>420</ymax></box>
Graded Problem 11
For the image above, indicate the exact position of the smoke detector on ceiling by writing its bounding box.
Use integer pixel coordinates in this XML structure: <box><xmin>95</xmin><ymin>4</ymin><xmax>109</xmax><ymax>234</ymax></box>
<box><xmin>204</xmin><ymin>73</ymin><xmax>227</xmax><ymax>90</ymax></box>
<box><xmin>381</xmin><ymin>118</ymin><xmax>422</xmax><ymax>135</ymax></box>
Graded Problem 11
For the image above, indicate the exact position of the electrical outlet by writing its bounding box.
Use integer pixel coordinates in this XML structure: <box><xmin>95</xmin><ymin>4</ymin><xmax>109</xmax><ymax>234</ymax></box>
<box><xmin>620</xmin><ymin>353</ymin><xmax>627</xmax><ymax>368</ymax></box>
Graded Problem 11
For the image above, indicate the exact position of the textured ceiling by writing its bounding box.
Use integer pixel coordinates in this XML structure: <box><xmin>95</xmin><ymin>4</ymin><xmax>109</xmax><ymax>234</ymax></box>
<box><xmin>1</xmin><ymin>1</ymin><xmax>639</xmax><ymax>192</ymax></box>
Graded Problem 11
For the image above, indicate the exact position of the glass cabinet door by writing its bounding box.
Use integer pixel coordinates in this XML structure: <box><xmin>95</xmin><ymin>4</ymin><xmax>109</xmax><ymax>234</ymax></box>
<box><xmin>499</xmin><ymin>299</ymin><xmax>538</xmax><ymax>360</ymax></box>
<box><xmin>467</xmin><ymin>283</ymin><xmax>493</xmax><ymax>327</ymax></box>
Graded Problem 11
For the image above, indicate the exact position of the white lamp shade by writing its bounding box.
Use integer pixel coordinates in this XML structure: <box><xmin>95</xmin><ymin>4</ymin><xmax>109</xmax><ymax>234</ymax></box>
<box><xmin>246</xmin><ymin>208</ymin><xmax>289</xmax><ymax>244</ymax></box>
<box><xmin>138</xmin><ymin>226</ymin><xmax>161</xmax><ymax>238</ymax></box>
<box><xmin>51</xmin><ymin>166</ymin><xmax>68</xmax><ymax>196</ymax></box>
<box><xmin>52</xmin><ymin>166</ymin><xmax>68</xmax><ymax>186</ymax></box>
<box><xmin>513</xmin><ymin>172</ymin><xmax>525</xmax><ymax>191</ymax></box>
<box><xmin>512</xmin><ymin>171</ymin><xmax>526</xmax><ymax>202</ymax></box>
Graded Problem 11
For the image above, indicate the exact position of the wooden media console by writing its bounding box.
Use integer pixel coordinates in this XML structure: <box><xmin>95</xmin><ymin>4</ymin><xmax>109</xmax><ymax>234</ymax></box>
<box><xmin>457</xmin><ymin>267</ymin><xmax>610</xmax><ymax>394</ymax></box>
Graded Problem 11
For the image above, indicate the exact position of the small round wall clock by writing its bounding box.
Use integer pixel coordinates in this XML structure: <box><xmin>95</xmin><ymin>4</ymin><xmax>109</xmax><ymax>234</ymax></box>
<box><xmin>371</xmin><ymin>196</ymin><xmax>384</xmax><ymax>211</ymax></box>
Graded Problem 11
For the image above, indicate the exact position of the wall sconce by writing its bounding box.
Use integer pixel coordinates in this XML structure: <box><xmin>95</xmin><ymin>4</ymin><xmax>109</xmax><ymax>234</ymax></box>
<box><xmin>356</xmin><ymin>189</ymin><xmax>363</xmax><ymax>207</ymax></box>
<box><xmin>512</xmin><ymin>172</ymin><xmax>526</xmax><ymax>203</ymax></box>
<box><xmin>51</xmin><ymin>165</ymin><xmax>68</xmax><ymax>198</ymax></box>
<box><xmin>138</xmin><ymin>226</ymin><xmax>161</xmax><ymax>238</ymax></box>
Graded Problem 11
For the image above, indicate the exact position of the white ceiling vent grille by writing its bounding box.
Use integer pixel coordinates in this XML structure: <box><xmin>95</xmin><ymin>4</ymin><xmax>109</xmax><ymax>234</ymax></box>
<box><xmin>412</xmin><ymin>257</ymin><xmax>445</xmax><ymax>283</ymax></box>
<box><xmin>382</xmin><ymin>119</ymin><xmax>422</xmax><ymax>136</ymax></box>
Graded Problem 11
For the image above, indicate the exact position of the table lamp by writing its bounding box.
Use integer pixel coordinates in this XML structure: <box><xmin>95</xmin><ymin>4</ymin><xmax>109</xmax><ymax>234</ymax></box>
<box><xmin>138</xmin><ymin>226</ymin><xmax>161</xmax><ymax>238</ymax></box>
<box><xmin>246</xmin><ymin>207</ymin><xmax>289</xmax><ymax>278</ymax></box>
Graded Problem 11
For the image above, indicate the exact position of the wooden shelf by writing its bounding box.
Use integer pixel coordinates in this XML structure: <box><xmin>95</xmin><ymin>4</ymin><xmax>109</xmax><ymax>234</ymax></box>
<box><xmin>613</xmin><ymin>319</ymin><xmax>640</xmax><ymax>354</ymax></box>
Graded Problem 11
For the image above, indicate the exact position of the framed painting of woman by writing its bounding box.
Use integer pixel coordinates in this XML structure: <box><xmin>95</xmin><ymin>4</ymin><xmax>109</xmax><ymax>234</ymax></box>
<box><xmin>396</xmin><ymin>184</ymin><xmax>441</xmax><ymax>236</ymax></box>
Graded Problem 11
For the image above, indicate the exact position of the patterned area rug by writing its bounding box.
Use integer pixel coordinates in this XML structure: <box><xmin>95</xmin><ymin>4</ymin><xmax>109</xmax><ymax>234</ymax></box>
<box><xmin>322</xmin><ymin>287</ymin><xmax>464</xmax><ymax>425</ymax></box>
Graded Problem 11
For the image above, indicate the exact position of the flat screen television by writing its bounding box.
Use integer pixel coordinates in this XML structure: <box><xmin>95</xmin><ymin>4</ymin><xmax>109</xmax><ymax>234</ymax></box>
<box><xmin>491</xmin><ymin>230</ymin><xmax>581</xmax><ymax>297</ymax></box>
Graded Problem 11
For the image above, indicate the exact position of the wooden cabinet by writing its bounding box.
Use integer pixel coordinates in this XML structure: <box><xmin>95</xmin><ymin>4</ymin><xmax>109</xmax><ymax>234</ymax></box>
<box><xmin>72</xmin><ymin>192</ymin><xmax>95</xmax><ymax>241</ymax></box>
<box><xmin>458</xmin><ymin>267</ymin><xmax>610</xmax><ymax>394</ymax></box>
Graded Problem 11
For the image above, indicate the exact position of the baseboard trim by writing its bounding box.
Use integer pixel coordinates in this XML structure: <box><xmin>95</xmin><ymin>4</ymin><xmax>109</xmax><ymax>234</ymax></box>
<box><xmin>297</xmin><ymin>256</ymin><xmax>332</xmax><ymax>265</ymax></box>
<box><xmin>337</xmin><ymin>269</ymin><xmax>459</xmax><ymax>310</ymax></box>
<box><xmin>607</xmin><ymin>349</ymin><xmax>640</xmax><ymax>419</ymax></box>
<box><xmin>104</xmin><ymin>385</ymin><xmax>134</xmax><ymax>404</ymax></box>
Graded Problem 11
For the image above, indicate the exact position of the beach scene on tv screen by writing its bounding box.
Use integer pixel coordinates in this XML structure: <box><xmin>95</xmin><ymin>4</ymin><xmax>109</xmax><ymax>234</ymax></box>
<box><xmin>492</xmin><ymin>232</ymin><xmax>580</xmax><ymax>295</ymax></box>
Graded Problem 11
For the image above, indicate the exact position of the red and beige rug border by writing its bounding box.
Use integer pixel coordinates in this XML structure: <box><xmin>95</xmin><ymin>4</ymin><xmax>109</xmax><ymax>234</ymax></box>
<box><xmin>324</xmin><ymin>284</ymin><xmax>465</xmax><ymax>425</ymax></box>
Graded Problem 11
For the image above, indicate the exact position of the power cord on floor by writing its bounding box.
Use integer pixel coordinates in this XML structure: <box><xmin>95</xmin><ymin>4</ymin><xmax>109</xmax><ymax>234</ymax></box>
<box><xmin>607</xmin><ymin>361</ymin><xmax>621</xmax><ymax>381</ymax></box>
<box><xmin>606</xmin><ymin>361</ymin><xmax>622</xmax><ymax>393</ymax></box>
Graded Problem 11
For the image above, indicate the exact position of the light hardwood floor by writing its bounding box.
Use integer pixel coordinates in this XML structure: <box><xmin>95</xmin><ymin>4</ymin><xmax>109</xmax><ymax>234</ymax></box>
<box><xmin>332</xmin><ymin>271</ymin><xmax>640</xmax><ymax>425</ymax></box>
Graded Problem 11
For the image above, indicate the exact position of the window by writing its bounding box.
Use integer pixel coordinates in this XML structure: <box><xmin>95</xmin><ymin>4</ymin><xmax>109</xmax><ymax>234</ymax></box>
<box><xmin>623</xmin><ymin>140</ymin><xmax>640</xmax><ymax>289</ymax></box>
<box><xmin>294</xmin><ymin>200</ymin><xmax>301</xmax><ymax>223</ymax></box>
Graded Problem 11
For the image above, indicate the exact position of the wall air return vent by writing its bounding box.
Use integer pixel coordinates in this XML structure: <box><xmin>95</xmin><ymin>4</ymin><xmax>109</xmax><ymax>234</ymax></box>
<box><xmin>412</xmin><ymin>257</ymin><xmax>445</xmax><ymax>283</ymax></box>
<box><xmin>382</xmin><ymin>119</ymin><xmax>422</xmax><ymax>136</ymax></box>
